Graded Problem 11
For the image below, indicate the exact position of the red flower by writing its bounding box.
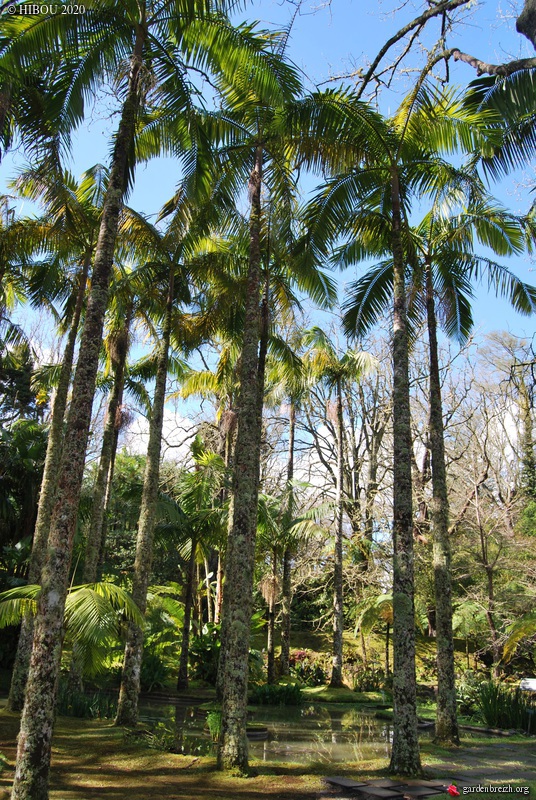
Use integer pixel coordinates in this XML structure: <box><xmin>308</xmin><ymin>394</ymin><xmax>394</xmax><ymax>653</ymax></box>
<box><xmin>447</xmin><ymin>786</ymin><xmax>460</xmax><ymax>797</ymax></box>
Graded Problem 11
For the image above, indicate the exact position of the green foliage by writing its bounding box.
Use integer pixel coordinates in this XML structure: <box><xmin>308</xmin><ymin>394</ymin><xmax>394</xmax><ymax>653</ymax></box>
<box><xmin>0</xmin><ymin>343</ymin><xmax>48</xmax><ymax>421</ymax></box>
<box><xmin>0</xmin><ymin>751</ymin><xmax>8</xmax><ymax>774</ymax></box>
<box><xmin>476</xmin><ymin>681</ymin><xmax>535</xmax><ymax>732</ymax></box>
<box><xmin>206</xmin><ymin>710</ymin><xmax>222</xmax><ymax>741</ymax></box>
<box><xmin>517</xmin><ymin>501</ymin><xmax>536</xmax><ymax>539</ymax></box>
<box><xmin>0</xmin><ymin>419</ymin><xmax>47</xmax><ymax>576</ymax></box>
<box><xmin>140</xmin><ymin>652</ymin><xmax>169</xmax><ymax>692</ymax></box>
<box><xmin>99</xmin><ymin>453</ymin><xmax>145</xmax><ymax>577</ymax></box>
<box><xmin>351</xmin><ymin>664</ymin><xmax>388</xmax><ymax>692</ymax></box>
<box><xmin>503</xmin><ymin>610</ymin><xmax>536</xmax><ymax>662</ymax></box>
<box><xmin>189</xmin><ymin>619</ymin><xmax>265</xmax><ymax>686</ymax></box>
<box><xmin>189</xmin><ymin>623</ymin><xmax>221</xmax><ymax>685</ymax></box>
<box><xmin>250</xmin><ymin>682</ymin><xmax>303</xmax><ymax>705</ymax></box>
<box><xmin>0</xmin><ymin>581</ymin><xmax>143</xmax><ymax>678</ymax></box>
<box><xmin>126</xmin><ymin>722</ymin><xmax>178</xmax><ymax>753</ymax></box>
<box><xmin>456</xmin><ymin>670</ymin><xmax>483</xmax><ymax>717</ymax></box>
<box><xmin>288</xmin><ymin>649</ymin><xmax>328</xmax><ymax>686</ymax></box>
<box><xmin>143</xmin><ymin>583</ymin><xmax>184</xmax><ymax>667</ymax></box>
<box><xmin>56</xmin><ymin>683</ymin><xmax>118</xmax><ymax>719</ymax></box>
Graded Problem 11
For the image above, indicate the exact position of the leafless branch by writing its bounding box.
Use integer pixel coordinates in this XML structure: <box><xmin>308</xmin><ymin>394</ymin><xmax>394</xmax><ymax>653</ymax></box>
<box><xmin>452</xmin><ymin>48</ymin><xmax>536</xmax><ymax>75</ymax></box>
<box><xmin>354</xmin><ymin>0</ymin><xmax>473</xmax><ymax>98</ymax></box>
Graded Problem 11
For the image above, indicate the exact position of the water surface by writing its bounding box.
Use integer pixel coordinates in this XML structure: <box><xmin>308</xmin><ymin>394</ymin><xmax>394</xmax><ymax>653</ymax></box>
<box><xmin>139</xmin><ymin>699</ymin><xmax>395</xmax><ymax>764</ymax></box>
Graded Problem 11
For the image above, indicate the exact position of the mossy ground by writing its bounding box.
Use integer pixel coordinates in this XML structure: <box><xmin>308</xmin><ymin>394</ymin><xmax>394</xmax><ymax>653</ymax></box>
<box><xmin>1</xmin><ymin>701</ymin><xmax>535</xmax><ymax>800</ymax></box>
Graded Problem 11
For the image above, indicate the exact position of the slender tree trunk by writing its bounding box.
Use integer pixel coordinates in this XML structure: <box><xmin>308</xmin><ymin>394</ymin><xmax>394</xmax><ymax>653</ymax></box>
<box><xmin>386</xmin><ymin>622</ymin><xmax>391</xmax><ymax>678</ymax></box>
<box><xmin>388</xmin><ymin>168</ymin><xmax>421</xmax><ymax>777</ymax></box>
<box><xmin>195</xmin><ymin>562</ymin><xmax>203</xmax><ymax>629</ymax></box>
<box><xmin>519</xmin><ymin>376</ymin><xmax>536</xmax><ymax>500</ymax></box>
<box><xmin>330</xmin><ymin>379</ymin><xmax>345</xmax><ymax>688</ymax></box>
<box><xmin>204</xmin><ymin>557</ymin><xmax>213</xmax><ymax>624</ymax></box>
<box><xmin>364</xmin><ymin>438</ymin><xmax>380</xmax><ymax>564</ymax></box>
<box><xmin>218</xmin><ymin>146</ymin><xmax>264</xmax><ymax>773</ymax></box>
<box><xmin>96</xmin><ymin>409</ymin><xmax>122</xmax><ymax>576</ymax></box>
<box><xmin>7</xmin><ymin>256</ymin><xmax>90</xmax><ymax>712</ymax></box>
<box><xmin>68</xmin><ymin>316</ymin><xmax>131</xmax><ymax>691</ymax></box>
<box><xmin>214</xmin><ymin>553</ymin><xmax>223</xmax><ymax>624</ymax></box>
<box><xmin>280</xmin><ymin>401</ymin><xmax>295</xmax><ymax>676</ymax></box>
<box><xmin>361</xmin><ymin>628</ymin><xmax>368</xmax><ymax>669</ymax></box>
<box><xmin>115</xmin><ymin>267</ymin><xmax>174</xmax><ymax>727</ymax></box>
<box><xmin>486</xmin><ymin>567</ymin><xmax>501</xmax><ymax>678</ymax></box>
<box><xmin>177</xmin><ymin>548</ymin><xmax>196</xmax><ymax>692</ymax></box>
<box><xmin>266</xmin><ymin>552</ymin><xmax>277</xmax><ymax>684</ymax></box>
<box><xmin>84</xmin><ymin>315</ymin><xmax>131</xmax><ymax>583</ymax></box>
<box><xmin>425</xmin><ymin>267</ymin><xmax>459</xmax><ymax>745</ymax></box>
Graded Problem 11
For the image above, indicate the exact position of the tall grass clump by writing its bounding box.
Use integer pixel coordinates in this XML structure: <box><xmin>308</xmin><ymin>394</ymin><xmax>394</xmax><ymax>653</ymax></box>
<box><xmin>477</xmin><ymin>681</ymin><xmax>535</xmax><ymax>732</ymax></box>
<box><xmin>250</xmin><ymin>683</ymin><xmax>303</xmax><ymax>705</ymax></box>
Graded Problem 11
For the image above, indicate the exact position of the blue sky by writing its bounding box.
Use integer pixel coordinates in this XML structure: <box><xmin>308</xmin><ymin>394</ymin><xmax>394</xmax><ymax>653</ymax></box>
<box><xmin>2</xmin><ymin>0</ymin><xmax>536</xmax><ymax>339</ymax></box>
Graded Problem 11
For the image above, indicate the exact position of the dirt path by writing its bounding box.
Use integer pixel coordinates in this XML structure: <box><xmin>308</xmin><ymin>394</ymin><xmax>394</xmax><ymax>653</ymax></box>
<box><xmin>422</xmin><ymin>738</ymin><xmax>536</xmax><ymax>787</ymax></box>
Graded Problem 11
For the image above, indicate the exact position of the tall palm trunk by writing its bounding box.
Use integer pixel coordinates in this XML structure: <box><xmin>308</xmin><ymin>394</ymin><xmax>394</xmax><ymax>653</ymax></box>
<box><xmin>115</xmin><ymin>268</ymin><xmax>174</xmax><ymax>727</ymax></box>
<box><xmin>8</xmin><ymin>255</ymin><xmax>90</xmax><ymax>712</ymax></box>
<box><xmin>425</xmin><ymin>266</ymin><xmax>459</xmax><ymax>745</ymax></box>
<box><xmin>97</xmin><ymin>409</ymin><xmax>122</xmax><ymax>576</ymax></box>
<box><xmin>388</xmin><ymin>167</ymin><xmax>421</xmax><ymax>777</ymax></box>
<box><xmin>218</xmin><ymin>146</ymin><xmax>264</xmax><ymax>773</ymax></box>
<box><xmin>280</xmin><ymin>400</ymin><xmax>295</xmax><ymax>676</ymax></box>
<box><xmin>68</xmin><ymin>315</ymin><xmax>131</xmax><ymax>691</ymax></box>
<box><xmin>84</xmin><ymin>315</ymin><xmax>131</xmax><ymax>583</ymax></box>
<box><xmin>177</xmin><ymin>547</ymin><xmax>196</xmax><ymax>691</ymax></box>
<box><xmin>330</xmin><ymin>378</ymin><xmax>345</xmax><ymax>687</ymax></box>
<box><xmin>10</xmin><ymin>36</ymin><xmax>145</xmax><ymax>800</ymax></box>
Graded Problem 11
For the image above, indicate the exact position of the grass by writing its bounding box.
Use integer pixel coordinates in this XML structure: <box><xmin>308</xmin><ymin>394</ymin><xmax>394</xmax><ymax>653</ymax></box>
<box><xmin>301</xmin><ymin>685</ymin><xmax>361</xmax><ymax>703</ymax></box>
<box><xmin>2</xmin><ymin>696</ymin><xmax>536</xmax><ymax>800</ymax></box>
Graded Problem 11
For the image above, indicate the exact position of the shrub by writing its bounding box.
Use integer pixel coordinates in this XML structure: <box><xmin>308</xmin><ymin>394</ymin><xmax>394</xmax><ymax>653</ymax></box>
<box><xmin>190</xmin><ymin>623</ymin><xmax>265</xmax><ymax>686</ymax></box>
<box><xmin>351</xmin><ymin>664</ymin><xmax>387</xmax><ymax>692</ymax></box>
<box><xmin>456</xmin><ymin>670</ymin><xmax>482</xmax><ymax>717</ymax></box>
<box><xmin>250</xmin><ymin>682</ymin><xmax>303</xmax><ymax>705</ymax></box>
<box><xmin>289</xmin><ymin>649</ymin><xmax>328</xmax><ymax>687</ymax></box>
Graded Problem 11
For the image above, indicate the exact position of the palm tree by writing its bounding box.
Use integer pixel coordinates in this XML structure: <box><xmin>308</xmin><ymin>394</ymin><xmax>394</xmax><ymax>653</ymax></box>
<box><xmin>342</xmin><ymin>189</ymin><xmax>535</xmax><ymax>743</ymax></box>
<box><xmin>5</xmin><ymin>7</ymin><xmax>282</xmax><ymax>797</ymax></box>
<box><xmin>114</xmin><ymin>213</ymin><xmax>192</xmax><ymax>726</ymax></box>
<box><xmin>303</xmin><ymin>327</ymin><xmax>375</xmax><ymax>688</ymax></box>
<box><xmin>301</xmin><ymin>81</ymin><xmax>498</xmax><ymax>773</ymax></box>
<box><xmin>0</xmin><ymin>580</ymin><xmax>143</xmax><ymax>677</ymax></box>
<box><xmin>198</xmin><ymin>78</ymin><xmax>371</xmax><ymax>770</ymax></box>
<box><xmin>7</xmin><ymin>164</ymin><xmax>106</xmax><ymax>710</ymax></box>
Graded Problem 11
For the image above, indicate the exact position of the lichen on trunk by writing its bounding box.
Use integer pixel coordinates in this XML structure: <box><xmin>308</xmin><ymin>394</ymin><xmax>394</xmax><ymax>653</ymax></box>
<box><xmin>218</xmin><ymin>147</ymin><xmax>264</xmax><ymax>773</ymax></box>
<box><xmin>388</xmin><ymin>167</ymin><xmax>421</xmax><ymax>777</ymax></box>
<box><xmin>8</xmin><ymin>256</ymin><xmax>90</xmax><ymax>713</ymax></box>
<box><xmin>426</xmin><ymin>266</ymin><xmax>459</xmax><ymax>746</ymax></box>
<box><xmin>330</xmin><ymin>380</ymin><xmax>345</xmax><ymax>688</ymax></box>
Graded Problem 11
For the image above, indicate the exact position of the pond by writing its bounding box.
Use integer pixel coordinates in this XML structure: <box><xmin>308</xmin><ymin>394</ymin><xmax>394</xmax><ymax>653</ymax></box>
<box><xmin>138</xmin><ymin>699</ymin><xmax>397</xmax><ymax>764</ymax></box>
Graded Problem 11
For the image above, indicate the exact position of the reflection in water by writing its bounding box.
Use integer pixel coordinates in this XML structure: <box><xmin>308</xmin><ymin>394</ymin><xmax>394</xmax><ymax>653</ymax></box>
<box><xmin>138</xmin><ymin>700</ymin><xmax>395</xmax><ymax>764</ymax></box>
